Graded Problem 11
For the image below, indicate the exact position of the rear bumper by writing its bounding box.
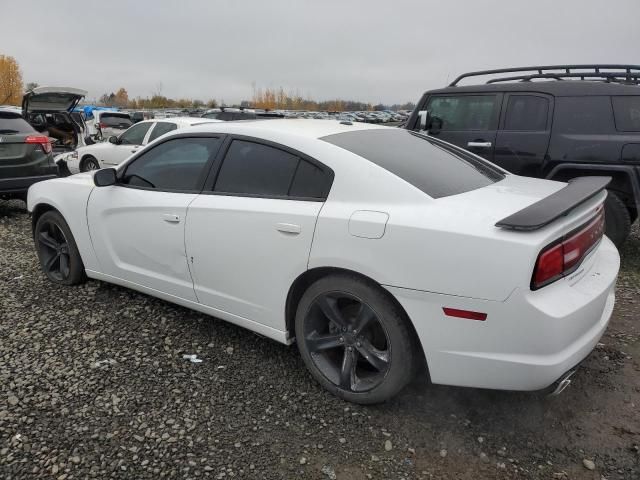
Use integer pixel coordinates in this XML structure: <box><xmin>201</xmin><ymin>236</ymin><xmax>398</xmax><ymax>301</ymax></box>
<box><xmin>0</xmin><ymin>172</ymin><xmax>58</xmax><ymax>195</ymax></box>
<box><xmin>386</xmin><ymin>237</ymin><xmax>619</xmax><ymax>391</ymax></box>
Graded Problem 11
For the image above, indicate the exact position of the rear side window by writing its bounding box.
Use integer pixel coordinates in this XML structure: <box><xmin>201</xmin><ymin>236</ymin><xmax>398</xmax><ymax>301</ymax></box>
<box><xmin>321</xmin><ymin>129</ymin><xmax>504</xmax><ymax>199</ymax></box>
<box><xmin>553</xmin><ymin>97</ymin><xmax>614</xmax><ymax>134</ymax></box>
<box><xmin>214</xmin><ymin>140</ymin><xmax>331</xmax><ymax>199</ymax></box>
<box><xmin>503</xmin><ymin>95</ymin><xmax>549</xmax><ymax>131</ymax></box>
<box><xmin>148</xmin><ymin>122</ymin><xmax>177</xmax><ymax>142</ymax></box>
<box><xmin>427</xmin><ymin>95</ymin><xmax>498</xmax><ymax>131</ymax></box>
<box><xmin>119</xmin><ymin>122</ymin><xmax>153</xmax><ymax>145</ymax></box>
<box><xmin>0</xmin><ymin>113</ymin><xmax>36</xmax><ymax>134</ymax></box>
<box><xmin>612</xmin><ymin>96</ymin><xmax>640</xmax><ymax>132</ymax></box>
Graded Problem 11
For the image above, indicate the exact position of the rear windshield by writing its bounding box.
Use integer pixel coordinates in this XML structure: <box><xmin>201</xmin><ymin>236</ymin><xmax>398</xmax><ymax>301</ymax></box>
<box><xmin>612</xmin><ymin>96</ymin><xmax>640</xmax><ymax>132</ymax></box>
<box><xmin>321</xmin><ymin>129</ymin><xmax>504</xmax><ymax>198</ymax></box>
<box><xmin>0</xmin><ymin>112</ymin><xmax>36</xmax><ymax>134</ymax></box>
<box><xmin>101</xmin><ymin>114</ymin><xmax>133</xmax><ymax>127</ymax></box>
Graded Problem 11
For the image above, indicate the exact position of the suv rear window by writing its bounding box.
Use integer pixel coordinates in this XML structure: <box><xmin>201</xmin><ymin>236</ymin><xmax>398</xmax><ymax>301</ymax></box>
<box><xmin>101</xmin><ymin>114</ymin><xmax>133</xmax><ymax>127</ymax></box>
<box><xmin>612</xmin><ymin>96</ymin><xmax>640</xmax><ymax>132</ymax></box>
<box><xmin>321</xmin><ymin>129</ymin><xmax>504</xmax><ymax>198</ymax></box>
<box><xmin>0</xmin><ymin>112</ymin><xmax>36</xmax><ymax>134</ymax></box>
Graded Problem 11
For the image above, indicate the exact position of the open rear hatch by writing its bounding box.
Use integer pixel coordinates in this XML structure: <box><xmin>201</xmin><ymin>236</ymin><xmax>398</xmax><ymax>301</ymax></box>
<box><xmin>22</xmin><ymin>86</ymin><xmax>87</xmax><ymax>114</ymax></box>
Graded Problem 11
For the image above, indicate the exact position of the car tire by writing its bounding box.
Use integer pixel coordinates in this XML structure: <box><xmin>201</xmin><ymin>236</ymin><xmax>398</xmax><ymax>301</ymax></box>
<box><xmin>81</xmin><ymin>156</ymin><xmax>100</xmax><ymax>172</ymax></box>
<box><xmin>604</xmin><ymin>190</ymin><xmax>631</xmax><ymax>248</ymax></box>
<box><xmin>295</xmin><ymin>273</ymin><xmax>418</xmax><ymax>404</ymax></box>
<box><xmin>34</xmin><ymin>210</ymin><xmax>86</xmax><ymax>285</ymax></box>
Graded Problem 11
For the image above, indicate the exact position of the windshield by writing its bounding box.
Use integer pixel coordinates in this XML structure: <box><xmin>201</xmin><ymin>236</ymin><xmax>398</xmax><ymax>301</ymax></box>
<box><xmin>101</xmin><ymin>114</ymin><xmax>133</xmax><ymax>127</ymax></box>
<box><xmin>321</xmin><ymin>128</ymin><xmax>505</xmax><ymax>198</ymax></box>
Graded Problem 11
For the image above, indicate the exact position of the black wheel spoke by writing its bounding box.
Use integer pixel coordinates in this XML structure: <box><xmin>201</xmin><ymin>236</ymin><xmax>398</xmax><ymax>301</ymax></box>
<box><xmin>317</xmin><ymin>295</ymin><xmax>348</xmax><ymax>329</ymax></box>
<box><xmin>59</xmin><ymin>254</ymin><xmax>70</xmax><ymax>277</ymax></box>
<box><xmin>356</xmin><ymin>338</ymin><xmax>389</xmax><ymax>372</ymax></box>
<box><xmin>306</xmin><ymin>332</ymin><xmax>343</xmax><ymax>352</ymax></box>
<box><xmin>354</xmin><ymin>303</ymin><xmax>376</xmax><ymax>334</ymax></box>
<box><xmin>44</xmin><ymin>253</ymin><xmax>60</xmax><ymax>273</ymax></box>
<box><xmin>39</xmin><ymin>231</ymin><xmax>59</xmax><ymax>250</ymax></box>
<box><xmin>339</xmin><ymin>347</ymin><xmax>357</xmax><ymax>390</ymax></box>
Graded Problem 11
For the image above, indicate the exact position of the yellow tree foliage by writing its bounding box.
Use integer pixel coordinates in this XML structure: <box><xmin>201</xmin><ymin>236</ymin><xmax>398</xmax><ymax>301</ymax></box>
<box><xmin>0</xmin><ymin>55</ymin><xmax>23</xmax><ymax>105</ymax></box>
<box><xmin>114</xmin><ymin>87</ymin><xmax>129</xmax><ymax>108</ymax></box>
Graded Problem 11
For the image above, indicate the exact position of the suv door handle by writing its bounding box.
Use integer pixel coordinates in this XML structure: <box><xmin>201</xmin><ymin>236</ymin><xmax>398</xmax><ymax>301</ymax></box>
<box><xmin>162</xmin><ymin>214</ymin><xmax>180</xmax><ymax>223</ymax></box>
<box><xmin>275</xmin><ymin>223</ymin><xmax>301</xmax><ymax>234</ymax></box>
<box><xmin>467</xmin><ymin>141</ymin><xmax>492</xmax><ymax>148</ymax></box>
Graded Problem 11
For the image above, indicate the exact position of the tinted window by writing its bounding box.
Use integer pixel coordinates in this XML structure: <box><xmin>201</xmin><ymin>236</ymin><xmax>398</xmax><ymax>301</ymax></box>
<box><xmin>0</xmin><ymin>112</ymin><xmax>36</xmax><ymax>134</ymax></box>
<box><xmin>215</xmin><ymin>140</ymin><xmax>299</xmax><ymax>196</ymax></box>
<box><xmin>554</xmin><ymin>96</ymin><xmax>614</xmax><ymax>134</ymax></box>
<box><xmin>123</xmin><ymin>137</ymin><xmax>221</xmax><ymax>191</ymax></box>
<box><xmin>612</xmin><ymin>96</ymin><xmax>640</xmax><ymax>132</ymax></box>
<box><xmin>101</xmin><ymin>114</ymin><xmax>133</xmax><ymax>128</ymax></box>
<box><xmin>503</xmin><ymin>95</ymin><xmax>549</xmax><ymax>131</ymax></box>
<box><xmin>427</xmin><ymin>95</ymin><xmax>498</xmax><ymax>131</ymax></box>
<box><xmin>290</xmin><ymin>159</ymin><xmax>332</xmax><ymax>198</ymax></box>
<box><xmin>321</xmin><ymin>129</ymin><xmax>504</xmax><ymax>198</ymax></box>
<box><xmin>119</xmin><ymin>122</ymin><xmax>152</xmax><ymax>145</ymax></box>
<box><xmin>148</xmin><ymin>122</ymin><xmax>178</xmax><ymax>142</ymax></box>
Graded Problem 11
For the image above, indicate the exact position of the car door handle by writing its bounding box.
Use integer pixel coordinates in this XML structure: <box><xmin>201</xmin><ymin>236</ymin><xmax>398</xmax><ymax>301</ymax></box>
<box><xmin>275</xmin><ymin>223</ymin><xmax>301</xmax><ymax>234</ymax></box>
<box><xmin>162</xmin><ymin>214</ymin><xmax>180</xmax><ymax>223</ymax></box>
<box><xmin>467</xmin><ymin>141</ymin><xmax>492</xmax><ymax>148</ymax></box>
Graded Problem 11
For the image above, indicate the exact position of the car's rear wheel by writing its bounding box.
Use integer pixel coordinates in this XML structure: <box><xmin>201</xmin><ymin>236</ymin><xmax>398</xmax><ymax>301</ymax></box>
<box><xmin>604</xmin><ymin>190</ymin><xmax>631</xmax><ymax>248</ymax></box>
<box><xmin>295</xmin><ymin>274</ymin><xmax>417</xmax><ymax>404</ymax></box>
<box><xmin>81</xmin><ymin>155</ymin><xmax>100</xmax><ymax>172</ymax></box>
<box><xmin>34</xmin><ymin>211</ymin><xmax>86</xmax><ymax>285</ymax></box>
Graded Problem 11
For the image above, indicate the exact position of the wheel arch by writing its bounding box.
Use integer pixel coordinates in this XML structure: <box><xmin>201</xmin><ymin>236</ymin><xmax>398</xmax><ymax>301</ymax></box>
<box><xmin>285</xmin><ymin>266</ymin><xmax>428</xmax><ymax>371</ymax></box>
<box><xmin>80</xmin><ymin>154</ymin><xmax>97</xmax><ymax>171</ymax></box>
<box><xmin>31</xmin><ymin>202</ymin><xmax>59</xmax><ymax>237</ymax></box>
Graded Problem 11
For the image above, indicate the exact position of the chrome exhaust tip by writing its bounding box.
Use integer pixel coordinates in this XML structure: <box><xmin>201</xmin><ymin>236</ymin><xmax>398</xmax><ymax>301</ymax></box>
<box><xmin>548</xmin><ymin>370</ymin><xmax>576</xmax><ymax>397</ymax></box>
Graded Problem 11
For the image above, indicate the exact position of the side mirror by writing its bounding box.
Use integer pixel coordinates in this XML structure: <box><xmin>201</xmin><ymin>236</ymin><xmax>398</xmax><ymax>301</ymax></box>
<box><xmin>429</xmin><ymin>116</ymin><xmax>443</xmax><ymax>135</ymax></box>
<box><xmin>93</xmin><ymin>168</ymin><xmax>117</xmax><ymax>187</ymax></box>
<box><xmin>84</xmin><ymin>136</ymin><xmax>95</xmax><ymax>145</ymax></box>
<box><xmin>108</xmin><ymin>135</ymin><xmax>119</xmax><ymax>145</ymax></box>
<box><xmin>418</xmin><ymin>110</ymin><xmax>431</xmax><ymax>131</ymax></box>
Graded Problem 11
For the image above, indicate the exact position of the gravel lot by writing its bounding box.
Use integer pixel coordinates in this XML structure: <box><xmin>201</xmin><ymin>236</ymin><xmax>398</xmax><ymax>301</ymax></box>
<box><xmin>1</xmin><ymin>199</ymin><xmax>639</xmax><ymax>480</ymax></box>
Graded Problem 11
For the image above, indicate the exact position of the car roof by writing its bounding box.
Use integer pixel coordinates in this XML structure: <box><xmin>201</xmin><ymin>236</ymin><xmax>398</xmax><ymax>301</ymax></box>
<box><xmin>178</xmin><ymin>118</ymin><xmax>386</xmax><ymax>139</ymax></box>
<box><xmin>425</xmin><ymin>80</ymin><xmax>640</xmax><ymax>97</ymax></box>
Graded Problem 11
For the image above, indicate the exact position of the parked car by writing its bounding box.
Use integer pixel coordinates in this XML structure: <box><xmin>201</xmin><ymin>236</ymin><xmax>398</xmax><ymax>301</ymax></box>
<box><xmin>88</xmin><ymin>111</ymin><xmax>134</xmax><ymax>141</ymax></box>
<box><xmin>0</xmin><ymin>108</ymin><xmax>57</xmax><ymax>201</ymax></box>
<box><xmin>28</xmin><ymin>120</ymin><xmax>619</xmax><ymax>404</ymax></box>
<box><xmin>202</xmin><ymin>108</ymin><xmax>284</xmax><ymax>121</ymax></box>
<box><xmin>405</xmin><ymin>64</ymin><xmax>640</xmax><ymax>246</ymax></box>
<box><xmin>23</xmin><ymin>86</ymin><xmax>90</xmax><ymax>154</ymax></box>
<box><xmin>58</xmin><ymin>117</ymin><xmax>221</xmax><ymax>173</ymax></box>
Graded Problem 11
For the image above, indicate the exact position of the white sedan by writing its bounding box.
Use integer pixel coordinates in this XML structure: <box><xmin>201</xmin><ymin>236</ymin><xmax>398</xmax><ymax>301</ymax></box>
<box><xmin>27</xmin><ymin>120</ymin><xmax>619</xmax><ymax>404</ymax></box>
<box><xmin>57</xmin><ymin>117</ymin><xmax>220</xmax><ymax>173</ymax></box>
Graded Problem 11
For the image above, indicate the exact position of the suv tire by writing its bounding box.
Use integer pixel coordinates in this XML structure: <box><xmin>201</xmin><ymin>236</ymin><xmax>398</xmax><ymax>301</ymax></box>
<box><xmin>604</xmin><ymin>190</ymin><xmax>631</xmax><ymax>248</ymax></box>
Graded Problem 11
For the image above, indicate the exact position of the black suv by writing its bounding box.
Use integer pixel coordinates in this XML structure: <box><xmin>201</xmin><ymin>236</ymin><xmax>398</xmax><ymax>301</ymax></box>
<box><xmin>405</xmin><ymin>65</ymin><xmax>640</xmax><ymax>246</ymax></box>
<box><xmin>0</xmin><ymin>108</ymin><xmax>57</xmax><ymax>201</ymax></box>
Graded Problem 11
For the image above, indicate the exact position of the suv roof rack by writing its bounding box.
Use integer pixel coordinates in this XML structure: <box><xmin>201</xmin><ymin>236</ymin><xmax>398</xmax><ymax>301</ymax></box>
<box><xmin>449</xmin><ymin>65</ymin><xmax>640</xmax><ymax>87</ymax></box>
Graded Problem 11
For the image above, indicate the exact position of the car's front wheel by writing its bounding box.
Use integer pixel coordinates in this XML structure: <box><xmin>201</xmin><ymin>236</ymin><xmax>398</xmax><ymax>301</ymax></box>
<box><xmin>81</xmin><ymin>155</ymin><xmax>100</xmax><ymax>172</ymax></box>
<box><xmin>295</xmin><ymin>274</ymin><xmax>418</xmax><ymax>404</ymax></box>
<box><xmin>34</xmin><ymin>210</ymin><xmax>86</xmax><ymax>285</ymax></box>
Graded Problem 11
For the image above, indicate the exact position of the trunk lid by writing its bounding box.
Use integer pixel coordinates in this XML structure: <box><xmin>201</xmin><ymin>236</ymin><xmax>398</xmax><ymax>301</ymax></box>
<box><xmin>22</xmin><ymin>86</ymin><xmax>87</xmax><ymax>113</ymax></box>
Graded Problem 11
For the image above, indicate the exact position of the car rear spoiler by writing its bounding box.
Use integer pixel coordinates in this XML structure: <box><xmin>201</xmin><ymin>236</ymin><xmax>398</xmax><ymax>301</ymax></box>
<box><xmin>496</xmin><ymin>176</ymin><xmax>611</xmax><ymax>231</ymax></box>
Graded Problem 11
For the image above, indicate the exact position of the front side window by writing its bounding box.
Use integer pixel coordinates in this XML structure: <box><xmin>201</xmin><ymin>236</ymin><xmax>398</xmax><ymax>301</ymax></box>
<box><xmin>214</xmin><ymin>140</ymin><xmax>332</xmax><ymax>199</ymax></box>
<box><xmin>503</xmin><ymin>95</ymin><xmax>549</xmax><ymax>131</ymax></box>
<box><xmin>122</xmin><ymin>137</ymin><xmax>221</xmax><ymax>191</ymax></box>
<box><xmin>612</xmin><ymin>96</ymin><xmax>640</xmax><ymax>132</ymax></box>
<box><xmin>427</xmin><ymin>95</ymin><xmax>498</xmax><ymax>131</ymax></box>
<box><xmin>119</xmin><ymin>122</ymin><xmax>153</xmax><ymax>145</ymax></box>
<box><xmin>148</xmin><ymin>122</ymin><xmax>178</xmax><ymax>142</ymax></box>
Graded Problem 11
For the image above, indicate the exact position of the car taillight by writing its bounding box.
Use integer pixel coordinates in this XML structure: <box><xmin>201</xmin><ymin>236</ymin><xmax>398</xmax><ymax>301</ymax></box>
<box><xmin>532</xmin><ymin>205</ymin><xmax>605</xmax><ymax>290</ymax></box>
<box><xmin>25</xmin><ymin>135</ymin><xmax>52</xmax><ymax>154</ymax></box>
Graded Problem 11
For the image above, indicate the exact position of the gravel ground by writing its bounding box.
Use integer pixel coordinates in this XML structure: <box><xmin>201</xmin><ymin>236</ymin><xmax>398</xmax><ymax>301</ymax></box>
<box><xmin>1</xmin><ymin>199</ymin><xmax>639</xmax><ymax>480</ymax></box>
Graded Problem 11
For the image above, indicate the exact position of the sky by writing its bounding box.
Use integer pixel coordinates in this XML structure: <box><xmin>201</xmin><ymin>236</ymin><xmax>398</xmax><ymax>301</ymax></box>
<box><xmin>2</xmin><ymin>0</ymin><xmax>639</xmax><ymax>105</ymax></box>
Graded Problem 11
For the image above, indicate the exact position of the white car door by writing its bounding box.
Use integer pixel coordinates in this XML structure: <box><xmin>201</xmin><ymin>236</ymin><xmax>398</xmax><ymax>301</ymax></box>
<box><xmin>99</xmin><ymin>122</ymin><xmax>155</xmax><ymax>167</ymax></box>
<box><xmin>87</xmin><ymin>135</ymin><xmax>224</xmax><ymax>300</ymax></box>
<box><xmin>185</xmin><ymin>138</ymin><xmax>332</xmax><ymax>331</ymax></box>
